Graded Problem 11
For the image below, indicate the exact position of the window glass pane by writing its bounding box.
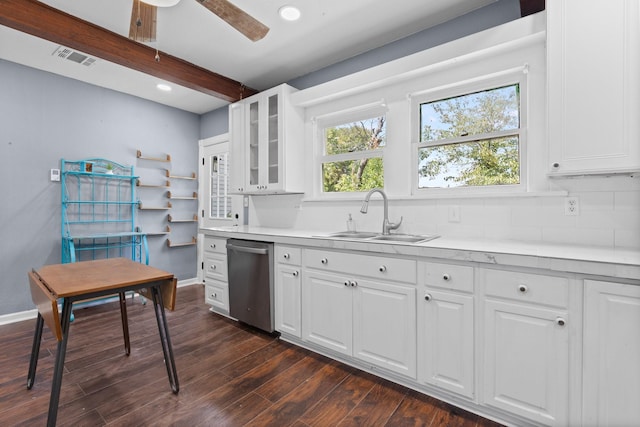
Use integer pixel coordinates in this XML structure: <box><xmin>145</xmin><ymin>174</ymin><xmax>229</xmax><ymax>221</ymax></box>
<box><xmin>325</xmin><ymin>117</ymin><xmax>386</xmax><ymax>155</ymax></box>
<box><xmin>420</xmin><ymin>85</ymin><xmax>519</xmax><ymax>142</ymax></box>
<box><xmin>418</xmin><ymin>136</ymin><xmax>520</xmax><ymax>188</ymax></box>
<box><xmin>322</xmin><ymin>158</ymin><xmax>384</xmax><ymax>192</ymax></box>
<box><xmin>210</xmin><ymin>153</ymin><xmax>231</xmax><ymax>218</ymax></box>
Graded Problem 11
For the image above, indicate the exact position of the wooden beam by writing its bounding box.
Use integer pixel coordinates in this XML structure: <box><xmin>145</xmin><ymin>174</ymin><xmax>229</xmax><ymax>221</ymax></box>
<box><xmin>0</xmin><ymin>0</ymin><xmax>257</xmax><ymax>102</ymax></box>
<box><xmin>519</xmin><ymin>0</ymin><xmax>545</xmax><ymax>17</ymax></box>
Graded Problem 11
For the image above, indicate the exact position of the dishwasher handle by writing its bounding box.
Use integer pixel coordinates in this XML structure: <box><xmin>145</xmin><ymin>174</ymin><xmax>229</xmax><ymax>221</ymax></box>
<box><xmin>226</xmin><ymin>243</ymin><xmax>269</xmax><ymax>255</ymax></box>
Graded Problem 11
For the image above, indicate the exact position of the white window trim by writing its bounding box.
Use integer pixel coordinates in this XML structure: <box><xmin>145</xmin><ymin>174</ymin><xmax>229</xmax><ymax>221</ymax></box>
<box><xmin>312</xmin><ymin>100</ymin><xmax>388</xmax><ymax>199</ymax></box>
<box><xmin>410</xmin><ymin>66</ymin><xmax>529</xmax><ymax>196</ymax></box>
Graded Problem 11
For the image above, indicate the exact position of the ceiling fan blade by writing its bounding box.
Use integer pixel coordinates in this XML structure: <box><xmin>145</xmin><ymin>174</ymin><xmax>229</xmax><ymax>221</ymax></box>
<box><xmin>195</xmin><ymin>0</ymin><xmax>269</xmax><ymax>42</ymax></box>
<box><xmin>129</xmin><ymin>0</ymin><xmax>157</xmax><ymax>42</ymax></box>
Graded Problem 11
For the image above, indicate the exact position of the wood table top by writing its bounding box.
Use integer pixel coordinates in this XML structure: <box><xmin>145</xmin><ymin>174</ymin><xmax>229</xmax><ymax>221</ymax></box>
<box><xmin>36</xmin><ymin>258</ymin><xmax>175</xmax><ymax>298</ymax></box>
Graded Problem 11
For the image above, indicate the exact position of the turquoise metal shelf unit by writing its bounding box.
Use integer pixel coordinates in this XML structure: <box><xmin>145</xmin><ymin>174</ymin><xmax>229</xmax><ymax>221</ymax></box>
<box><xmin>61</xmin><ymin>158</ymin><xmax>149</xmax><ymax>265</ymax></box>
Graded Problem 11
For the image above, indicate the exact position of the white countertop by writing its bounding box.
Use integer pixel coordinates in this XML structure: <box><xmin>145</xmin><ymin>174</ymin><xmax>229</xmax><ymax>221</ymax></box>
<box><xmin>201</xmin><ymin>226</ymin><xmax>640</xmax><ymax>281</ymax></box>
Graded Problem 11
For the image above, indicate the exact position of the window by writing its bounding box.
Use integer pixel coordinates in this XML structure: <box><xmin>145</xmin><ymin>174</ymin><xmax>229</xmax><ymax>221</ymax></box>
<box><xmin>208</xmin><ymin>153</ymin><xmax>231</xmax><ymax>219</ymax></box>
<box><xmin>414</xmin><ymin>78</ymin><xmax>524</xmax><ymax>191</ymax></box>
<box><xmin>318</xmin><ymin>106</ymin><xmax>386</xmax><ymax>193</ymax></box>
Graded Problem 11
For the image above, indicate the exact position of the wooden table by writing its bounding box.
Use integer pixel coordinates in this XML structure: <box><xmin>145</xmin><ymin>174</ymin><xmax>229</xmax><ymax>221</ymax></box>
<box><xmin>26</xmin><ymin>258</ymin><xmax>179</xmax><ymax>427</ymax></box>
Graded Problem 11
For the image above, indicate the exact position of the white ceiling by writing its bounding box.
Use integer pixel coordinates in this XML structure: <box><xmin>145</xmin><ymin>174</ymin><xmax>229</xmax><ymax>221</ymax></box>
<box><xmin>0</xmin><ymin>0</ymin><xmax>496</xmax><ymax>114</ymax></box>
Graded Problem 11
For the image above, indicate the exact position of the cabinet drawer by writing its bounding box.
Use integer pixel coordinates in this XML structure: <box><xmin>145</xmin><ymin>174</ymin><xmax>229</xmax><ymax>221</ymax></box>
<box><xmin>204</xmin><ymin>253</ymin><xmax>228</xmax><ymax>282</ymax></box>
<box><xmin>482</xmin><ymin>269</ymin><xmax>569</xmax><ymax>308</ymax></box>
<box><xmin>275</xmin><ymin>245</ymin><xmax>301</xmax><ymax>265</ymax></box>
<box><xmin>205</xmin><ymin>282</ymin><xmax>229</xmax><ymax>311</ymax></box>
<box><xmin>421</xmin><ymin>261</ymin><xmax>474</xmax><ymax>293</ymax></box>
<box><xmin>204</xmin><ymin>236</ymin><xmax>226</xmax><ymax>255</ymax></box>
<box><xmin>304</xmin><ymin>249</ymin><xmax>416</xmax><ymax>283</ymax></box>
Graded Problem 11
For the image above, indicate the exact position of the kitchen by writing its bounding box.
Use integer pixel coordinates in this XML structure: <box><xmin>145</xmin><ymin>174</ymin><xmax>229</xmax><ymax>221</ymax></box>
<box><xmin>1</xmin><ymin>0</ymin><xmax>639</xmax><ymax>426</ymax></box>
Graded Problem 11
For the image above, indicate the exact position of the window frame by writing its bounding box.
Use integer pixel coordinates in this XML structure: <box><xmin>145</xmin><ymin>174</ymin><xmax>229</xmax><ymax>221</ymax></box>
<box><xmin>410</xmin><ymin>68</ymin><xmax>528</xmax><ymax>195</ymax></box>
<box><xmin>313</xmin><ymin>101</ymin><xmax>388</xmax><ymax>198</ymax></box>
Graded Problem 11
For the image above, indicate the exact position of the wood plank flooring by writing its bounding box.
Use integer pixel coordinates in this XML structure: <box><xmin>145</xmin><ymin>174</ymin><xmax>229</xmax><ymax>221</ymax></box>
<box><xmin>0</xmin><ymin>284</ymin><xmax>504</xmax><ymax>426</ymax></box>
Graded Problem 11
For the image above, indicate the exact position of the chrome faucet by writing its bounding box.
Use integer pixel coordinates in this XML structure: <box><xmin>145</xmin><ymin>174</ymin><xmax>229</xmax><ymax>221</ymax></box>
<box><xmin>360</xmin><ymin>188</ymin><xmax>402</xmax><ymax>235</ymax></box>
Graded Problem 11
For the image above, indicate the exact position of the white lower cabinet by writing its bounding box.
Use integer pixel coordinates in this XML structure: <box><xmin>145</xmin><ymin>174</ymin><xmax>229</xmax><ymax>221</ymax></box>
<box><xmin>583</xmin><ymin>279</ymin><xmax>640</xmax><ymax>426</ymax></box>
<box><xmin>480</xmin><ymin>268</ymin><xmax>570</xmax><ymax>426</ymax></box>
<box><xmin>418</xmin><ymin>261</ymin><xmax>475</xmax><ymax>399</ymax></box>
<box><xmin>274</xmin><ymin>245</ymin><xmax>302</xmax><ymax>338</ymax></box>
<box><xmin>302</xmin><ymin>249</ymin><xmax>417</xmax><ymax>379</ymax></box>
<box><xmin>202</xmin><ymin>236</ymin><xmax>229</xmax><ymax>314</ymax></box>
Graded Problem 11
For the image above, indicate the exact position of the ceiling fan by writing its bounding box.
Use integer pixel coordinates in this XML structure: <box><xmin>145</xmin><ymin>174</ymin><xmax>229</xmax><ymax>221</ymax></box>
<box><xmin>129</xmin><ymin>0</ymin><xmax>269</xmax><ymax>43</ymax></box>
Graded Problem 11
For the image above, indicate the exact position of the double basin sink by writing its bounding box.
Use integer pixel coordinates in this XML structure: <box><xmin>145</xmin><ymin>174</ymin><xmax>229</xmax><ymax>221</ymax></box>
<box><xmin>320</xmin><ymin>230</ymin><xmax>439</xmax><ymax>244</ymax></box>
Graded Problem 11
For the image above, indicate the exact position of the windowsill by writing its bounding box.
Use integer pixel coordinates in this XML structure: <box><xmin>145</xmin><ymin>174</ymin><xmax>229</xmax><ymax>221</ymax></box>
<box><xmin>301</xmin><ymin>190</ymin><xmax>568</xmax><ymax>203</ymax></box>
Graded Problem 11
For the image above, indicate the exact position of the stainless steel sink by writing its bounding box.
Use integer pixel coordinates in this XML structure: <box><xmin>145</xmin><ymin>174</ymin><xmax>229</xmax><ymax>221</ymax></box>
<box><xmin>318</xmin><ymin>231</ymin><xmax>439</xmax><ymax>244</ymax></box>
<box><xmin>369</xmin><ymin>234</ymin><xmax>439</xmax><ymax>244</ymax></box>
<box><xmin>324</xmin><ymin>231</ymin><xmax>379</xmax><ymax>239</ymax></box>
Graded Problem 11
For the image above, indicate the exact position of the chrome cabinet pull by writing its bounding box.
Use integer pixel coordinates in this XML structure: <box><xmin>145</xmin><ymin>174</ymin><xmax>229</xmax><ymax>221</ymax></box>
<box><xmin>442</xmin><ymin>273</ymin><xmax>451</xmax><ymax>281</ymax></box>
<box><xmin>555</xmin><ymin>317</ymin><xmax>566</xmax><ymax>326</ymax></box>
<box><xmin>292</xmin><ymin>270</ymin><xmax>299</xmax><ymax>277</ymax></box>
<box><xmin>283</xmin><ymin>253</ymin><xmax>290</xmax><ymax>260</ymax></box>
<box><xmin>518</xmin><ymin>284</ymin><xmax>528</xmax><ymax>293</ymax></box>
<box><xmin>321</xmin><ymin>258</ymin><xmax>328</xmax><ymax>265</ymax></box>
<box><xmin>424</xmin><ymin>294</ymin><xmax>432</xmax><ymax>301</ymax></box>
<box><xmin>379</xmin><ymin>265</ymin><xmax>387</xmax><ymax>272</ymax></box>
<box><xmin>344</xmin><ymin>280</ymin><xmax>350</xmax><ymax>287</ymax></box>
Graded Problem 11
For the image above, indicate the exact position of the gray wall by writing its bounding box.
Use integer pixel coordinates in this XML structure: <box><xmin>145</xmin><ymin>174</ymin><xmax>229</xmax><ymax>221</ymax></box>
<box><xmin>199</xmin><ymin>0</ymin><xmax>522</xmax><ymax>139</ymax></box>
<box><xmin>0</xmin><ymin>59</ymin><xmax>200</xmax><ymax>315</ymax></box>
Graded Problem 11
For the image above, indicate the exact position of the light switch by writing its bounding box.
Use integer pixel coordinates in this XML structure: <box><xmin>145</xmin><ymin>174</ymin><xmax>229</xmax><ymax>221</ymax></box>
<box><xmin>50</xmin><ymin>169</ymin><xmax>60</xmax><ymax>182</ymax></box>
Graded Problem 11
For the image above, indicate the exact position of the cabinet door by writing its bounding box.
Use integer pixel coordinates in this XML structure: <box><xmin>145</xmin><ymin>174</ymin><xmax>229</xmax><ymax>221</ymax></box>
<box><xmin>547</xmin><ymin>0</ymin><xmax>640</xmax><ymax>174</ymax></box>
<box><xmin>228</xmin><ymin>104</ymin><xmax>246</xmax><ymax>193</ymax></box>
<box><xmin>418</xmin><ymin>290</ymin><xmax>474</xmax><ymax>398</ymax></box>
<box><xmin>353</xmin><ymin>279</ymin><xmax>416</xmax><ymax>379</ymax></box>
<box><xmin>583</xmin><ymin>280</ymin><xmax>640</xmax><ymax>426</ymax></box>
<box><xmin>302</xmin><ymin>270</ymin><xmax>352</xmax><ymax>356</ymax></box>
<box><xmin>246</xmin><ymin>99</ymin><xmax>261</xmax><ymax>189</ymax></box>
<box><xmin>483</xmin><ymin>300</ymin><xmax>569</xmax><ymax>426</ymax></box>
<box><xmin>275</xmin><ymin>263</ymin><xmax>301</xmax><ymax>338</ymax></box>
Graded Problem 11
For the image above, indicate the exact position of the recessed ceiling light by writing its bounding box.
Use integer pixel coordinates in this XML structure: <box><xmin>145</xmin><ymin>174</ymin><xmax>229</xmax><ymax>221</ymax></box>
<box><xmin>156</xmin><ymin>83</ymin><xmax>172</xmax><ymax>92</ymax></box>
<box><xmin>279</xmin><ymin>5</ymin><xmax>301</xmax><ymax>21</ymax></box>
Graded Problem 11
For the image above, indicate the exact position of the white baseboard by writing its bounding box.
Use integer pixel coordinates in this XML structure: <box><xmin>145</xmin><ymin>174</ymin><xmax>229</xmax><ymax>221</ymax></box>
<box><xmin>0</xmin><ymin>277</ymin><xmax>202</xmax><ymax>326</ymax></box>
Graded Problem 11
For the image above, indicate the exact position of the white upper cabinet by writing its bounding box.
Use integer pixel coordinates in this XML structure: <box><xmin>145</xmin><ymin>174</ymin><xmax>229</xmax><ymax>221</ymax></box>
<box><xmin>229</xmin><ymin>84</ymin><xmax>305</xmax><ymax>194</ymax></box>
<box><xmin>547</xmin><ymin>0</ymin><xmax>640</xmax><ymax>175</ymax></box>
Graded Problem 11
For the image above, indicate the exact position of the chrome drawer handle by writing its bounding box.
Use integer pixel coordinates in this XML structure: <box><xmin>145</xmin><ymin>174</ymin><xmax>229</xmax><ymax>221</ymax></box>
<box><xmin>210</xmin><ymin>265</ymin><xmax>216</xmax><ymax>270</ymax></box>
<box><xmin>379</xmin><ymin>265</ymin><xmax>387</xmax><ymax>273</ymax></box>
<box><xmin>442</xmin><ymin>273</ymin><xmax>451</xmax><ymax>281</ymax></box>
<box><xmin>344</xmin><ymin>280</ymin><xmax>350</xmax><ymax>287</ymax></box>
<box><xmin>555</xmin><ymin>318</ymin><xmax>566</xmax><ymax>326</ymax></box>
<box><xmin>283</xmin><ymin>253</ymin><xmax>290</xmax><ymax>260</ymax></box>
<box><xmin>321</xmin><ymin>258</ymin><xmax>328</xmax><ymax>265</ymax></box>
<box><xmin>292</xmin><ymin>270</ymin><xmax>299</xmax><ymax>277</ymax></box>
<box><xmin>210</xmin><ymin>243</ymin><xmax>216</xmax><ymax>249</ymax></box>
<box><xmin>350</xmin><ymin>280</ymin><xmax>357</xmax><ymax>287</ymax></box>
<box><xmin>424</xmin><ymin>294</ymin><xmax>432</xmax><ymax>301</ymax></box>
<box><xmin>518</xmin><ymin>284</ymin><xmax>528</xmax><ymax>293</ymax></box>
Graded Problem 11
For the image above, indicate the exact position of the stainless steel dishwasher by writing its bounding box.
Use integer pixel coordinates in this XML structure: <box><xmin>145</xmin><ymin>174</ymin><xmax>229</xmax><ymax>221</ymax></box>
<box><xmin>226</xmin><ymin>239</ymin><xmax>274</xmax><ymax>333</ymax></box>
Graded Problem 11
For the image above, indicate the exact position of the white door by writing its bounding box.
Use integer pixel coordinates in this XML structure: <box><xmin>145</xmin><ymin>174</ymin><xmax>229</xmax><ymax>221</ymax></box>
<box><xmin>483</xmin><ymin>299</ymin><xmax>569</xmax><ymax>426</ymax></box>
<box><xmin>583</xmin><ymin>280</ymin><xmax>640</xmax><ymax>426</ymax></box>
<box><xmin>199</xmin><ymin>134</ymin><xmax>244</xmax><ymax>229</ymax></box>
<box><xmin>419</xmin><ymin>289</ymin><xmax>474</xmax><ymax>398</ymax></box>
<box><xmin>353</xmin><ymin>278</ymin><xmax>417</xmax><ymax>379</ymax></box>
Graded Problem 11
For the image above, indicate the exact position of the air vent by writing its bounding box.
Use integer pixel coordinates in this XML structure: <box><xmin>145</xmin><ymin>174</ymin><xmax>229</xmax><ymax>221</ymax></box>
<box><xmin>52</xmin><ymin>46</ymin><xmax>97</xmax><ymax>67</ymax></box>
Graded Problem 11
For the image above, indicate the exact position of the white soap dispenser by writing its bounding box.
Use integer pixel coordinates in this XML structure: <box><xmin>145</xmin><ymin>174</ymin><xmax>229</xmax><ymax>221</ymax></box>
<box><xmin>346</xmin><ymin>213</ymin><xmax>356</xmax><ymax>231</ymax></box>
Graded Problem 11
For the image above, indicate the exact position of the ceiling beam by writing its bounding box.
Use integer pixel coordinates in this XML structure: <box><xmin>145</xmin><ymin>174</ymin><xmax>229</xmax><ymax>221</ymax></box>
<box><xmin>519</xmin><ymin>0</ymin><xmax>545</xmax><ymax>17</ymax></box>
<box><xmin>0</xmin><ymin>0</ymin><xmax>257</xmax><ymax>102</ymax></box>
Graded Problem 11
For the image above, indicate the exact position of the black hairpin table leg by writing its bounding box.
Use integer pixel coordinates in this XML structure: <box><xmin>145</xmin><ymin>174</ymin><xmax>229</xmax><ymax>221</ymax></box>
<box><xmin>151</xmin><ymin>286</ymin><xmax>179</xmax><ymax>393</ymax></box>
<box><xmin>119</xmin><ymin>292</ymin><xmax>131</xmax><ymax>356</ymax></box>
<box><xmin>46</xmin><ymin>298</ymin><xmax>73</xmax><ymax>427</ymax></box>
<box><xmin>27</xmin><ymin>313</ymin><xmax>44</xmax><ymax>389</ymax></box>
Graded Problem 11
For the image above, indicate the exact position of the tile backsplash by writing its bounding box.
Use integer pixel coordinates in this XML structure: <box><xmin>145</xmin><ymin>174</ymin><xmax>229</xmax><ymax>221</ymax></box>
<box><xmin>249</xmin><ymin>176</ymin><xmax>640</xmax><ymax>250</ymax></box>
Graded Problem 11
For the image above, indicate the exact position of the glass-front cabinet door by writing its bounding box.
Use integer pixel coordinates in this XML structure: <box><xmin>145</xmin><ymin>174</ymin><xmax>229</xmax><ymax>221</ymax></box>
<box><xmin>232</xmin><ymin>83</ymin><xmax>303</xmax><ymax>194</ymax></box>
<box><xmin>248</xmin><ymin>100</ymin><xmax>260</xmax><ymax>187</ymax></box>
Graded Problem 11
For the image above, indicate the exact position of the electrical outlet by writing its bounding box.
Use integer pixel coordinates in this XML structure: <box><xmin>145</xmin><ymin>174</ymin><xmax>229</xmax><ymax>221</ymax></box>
<box><xmin>564</xmin><ymin>197</ymin><xmax>579</xmax><ymax>216</ymax></box>
<box><xmin>448</xmin><ymin>205</ymin><xmax>461</xmax><ymax>223</ymax></box>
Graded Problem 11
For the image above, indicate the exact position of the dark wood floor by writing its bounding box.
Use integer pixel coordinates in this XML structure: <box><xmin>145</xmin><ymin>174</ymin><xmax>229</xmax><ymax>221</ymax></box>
<box><xmin>0</xmin><ymin>284</ymin><xmax>504</xmax><ymax>426</ymax></box>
